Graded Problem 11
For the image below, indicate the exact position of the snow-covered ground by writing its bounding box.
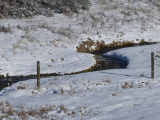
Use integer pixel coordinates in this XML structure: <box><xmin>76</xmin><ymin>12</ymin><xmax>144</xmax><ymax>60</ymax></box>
<box><xmin>0</xmin><ymin>0</ymin><xmax>160</xmax><ymax>119</ymax></box>
<box><xmin>1</xmin><ymin>43</ymin><xmax>160</xmax><ymax>120</ymax></box>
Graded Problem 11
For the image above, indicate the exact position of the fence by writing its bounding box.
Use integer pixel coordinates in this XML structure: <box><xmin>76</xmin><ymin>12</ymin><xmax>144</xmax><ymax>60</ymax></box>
<box><xmin>151</xmin><ymin>52</ymin><xmax>154</xmax><ymax>78</ymax></box>
<box><xmin>151</xmin><ymin>52</ymin><xmax>160</xmax><ymax>79</ymax></box>
<box><xmin>37</xmin><ymin>61</ymin><xmax>40</xmax><ymax>89</ymax></box>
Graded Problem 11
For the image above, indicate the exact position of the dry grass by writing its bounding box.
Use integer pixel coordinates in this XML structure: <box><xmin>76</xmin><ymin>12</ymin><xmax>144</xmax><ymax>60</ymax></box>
<box><xmin>121</xmin><ymin>82</ymin><xmax>134</xmax><ymax>89</ymax></box>
<box><xmin>51</xmin><ymin>59</ymin><xmax>55</xmax><ymax>62</ymax></box>
<box><xmin>60</xmin><ymin>87</ymin><xmax>64</xmax><ymax>95</ymax></box>
<box><xmin>17</xmin><ymin>86</ymin><xmax>27</xmax><ymax>89</ymax></box>
<box><xmin>93</xmin><ymin>0</ymin><xmax>158</xmax><ymax>33</ymax></box>
<box><xmin>112</xmin><ymin>93</ymin><xmax>117</xmax><ymax>96</ymax></box>
<box><xmin>0</xmin><ymin>101</ymin><xmax>99</xmax><ymax>119</ymax></box>
<box><xmin>0</xmin><ymin>101</ymin><xmax>57</xmax><ymax>119</ymax></box>
<box><xmin>106</xmin><ymin>41</ymin><xmax>135</xmax><ymax>49</ymax></box>
<box><xmin>76</xmin><ymin>38</ymin><xmax>147</xmax><ymax>54</ymax></box>
<box><xmin>0</xmin><ymin>0</ymin><xmax>91</xmax><ymax>19</ymax></box>
<box><xmin>136</xmin><ymin>81</ymin><xmax>149</xmax><ymax>88</ymax></box>
<box><xmin>106</xmin><ymin>39</ymin><xmax>147</xmax><ymax>49</ymax></box>
<box><xmin>141</xmin><ymin>82</ymin><xmax>149</xmax><ymax>86</ymax></box>
<box><xmin>76</xmin><ymin>38</ymin><xmax>105</xmax><ymax>53</ymax></box>
<box><xmin>58</xmin><ymin>105</ymin><xmax>68</xmax><ymax>114</ymax></box>
<box><xmin>58</xmin><ymin>104</ymin><xmax>75</xmax><ymax>117</ymax></box>
<box><xmin>0</xmin><ymin>101</ymin><xmax>17</xmax><ymax>118</ymax></box>
<box><xmin>104</xmin><ymin>79</ymin><xmax>111</xmax><ymax>84</ymax></box>
<box><xmin>18</xmin><ymin>105</ymin><xmax>29</xmax><ymax>120</ymax></box>
<box><xmin>60</xmin><ymin>58</ymin><xmax>64</xmax><ymax>61</ymax></box>
<box><xmin>0</xmin><ymin>25</ymin><xmax>12</xmax><ymax>33</ymax></box>
<box><xmin>5</xmin><ymin>101</ymin><xmax>16</xmax><ymax>115</ymax></box>
<box><xmin>140</xmin><ymin>73</ymin><xmax>144</xmax><ymax>76</ymax></box>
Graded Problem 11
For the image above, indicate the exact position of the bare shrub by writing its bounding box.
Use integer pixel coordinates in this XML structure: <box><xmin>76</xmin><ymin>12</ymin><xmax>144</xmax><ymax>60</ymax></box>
<box><xmin>0</xmin><ymin>101</ymin><xmax>3</xmax><ymax>106</ymax></box>
<box><xmin>28</xmin><ymin>107</ymin><xmax>39</xmax><ymax>117</ymax></box>
<box><xmin>0</xmin><ymin>25</ymin><xmax>11</xmax><ymax>33</ymax></box>
<box><xmin>51</xmin><ymin>59</ymin><xmax>54</xmax><ymax>62</ymax></box>
<box><xmin>60</xmin><ymin>87</ymin><xmax>64</xmax><ymax>95</ymax></box>
<box><xmin>17</xmin><ymin>86</ymin><xmax>27</xmax><ymax>89</ymax></box>
<box><xmin>18</xmin><ymin>105</ymin><xmax>29</xmax><ymax>120</ymax></box>
<box><xmin>58</xmin><ymin>105</ymin><xmax>68</xmax><ymax>114</ymax></box>
<box><xmin>39</xmin><ymin>105</ymin><xmax>56</xmax><ymax>114</ymax></box>
<box><xmin>104</xmin><ymin>79</ymin><xmax>111</xmax><ymax>84</ymax></box>
<box><xmin>0</xmin><ymin>0</ymin><xmax>91</xmax><ymax>18</ymax></box>
<box><xmin>0</xmin><ymin>102</ymin><xmax>57</xmax><ymax>119</ymax></box>
<box><xmin>18</xmin><ymin>105</ymin><xmax>56</xmax><ymax>119</ymax></box>
<box><xmin>106</xmin><ymin>41</ymin><xmax>136</xmax><ymax>49</ymax></box>
<box><xmin>80</xmin><ymin>106</ymin><xmax>88</xmax><ymax>116</ymax></box>
<box><xmin>1</xmin><ymin>102</ymin><xmax>5</xmax><ymax>113</ymax></box>
<box><xmin>121</xmin><ymin>82</ymin><xmax>134</xmax><ymax>89</ymax></box>
<box><xmin>31</xmin><ymin>91</ymin><xmax>37</xmax><ymax>95</ymax></box>
<box><xmin>60</xmin><ymin>58</ymin><xmax>64</xmax><ymax>61</ymax></box>
<box><xmin>5</xmin><ymin>101</ymin><xmax>15</xmax><ymax>115</ymax></box>
<box><xmin>95</xmin><ymin>40</ymin><xmax>105</xmax><ymax>51</ymax></box>
<box><xmin>140</xmin><ymin>73</ymin><xmax>144</xmax><ymax>76</ymax></box>
<box><xmin>112</xmin><ymin>93</ymin><xmax>117</xmax><ymax>96</ymax></box>
<box><xmin>0</xmin><ymin>101</ymin><xmax>16</xmax><ymax>116</ymax></box>
<box><xmin>57</xmin><ymin>0</ymin><xmax>91</xmax><ymax>14</ymax></box>
<box><xmin>76</xmin><ymin>38</ymin><xmax>105</xmax><ymax>53</ymax></box>
<box><xmin>139</xmin><ymin>39</ymin><xmax>147</xmax><ymax>44</ymax></box>
<box><xmin>141</xmin><ymin>81</ymin><xmax>149</xmax><ymax>86</ymax></box>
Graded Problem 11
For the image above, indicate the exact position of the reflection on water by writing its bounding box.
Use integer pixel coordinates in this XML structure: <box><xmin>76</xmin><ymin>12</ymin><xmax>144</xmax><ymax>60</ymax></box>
<box><xmin>95</xmin><ymin>54</ymin><xmax>127</xmax><ymax>70</ymax></box>
<box><xmin>0</xmin><ymin>76</ymin><xmax>36</xmax><ymax>90</ymax></box>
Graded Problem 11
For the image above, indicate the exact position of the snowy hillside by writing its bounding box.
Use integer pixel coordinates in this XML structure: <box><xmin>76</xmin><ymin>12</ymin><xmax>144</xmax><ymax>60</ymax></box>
<box><xmin>0</xmin><ymin>0</ymin><xmax>160</xmax><ymax>119</ymax></box>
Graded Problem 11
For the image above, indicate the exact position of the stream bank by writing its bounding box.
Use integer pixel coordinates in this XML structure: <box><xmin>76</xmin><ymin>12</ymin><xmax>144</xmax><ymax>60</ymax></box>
<box><xmin>0</xmin><ymin>42</ymin><xmax>157</xmax><ymax>90</ymax></box>
<box><xmin>0</xmin><ymin>55</ymin><xmax>128</xmax><ymax>90</ymax></box>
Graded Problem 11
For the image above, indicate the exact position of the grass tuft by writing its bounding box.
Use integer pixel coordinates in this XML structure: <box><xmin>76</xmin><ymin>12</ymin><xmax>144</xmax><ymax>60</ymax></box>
<box><xmin>0</xmin><ymin>25</ymin><xmax>12</xmax><ymax>33</ymax></box>
<box><xmin>121</xmin><ymin>82</ymin><xmax>134</xmax><ymax>89</ymax></box>
<box><xmin>76</xmin><ymin>38</ymin><xmax>105</xmax><ymax>53</ymax></box>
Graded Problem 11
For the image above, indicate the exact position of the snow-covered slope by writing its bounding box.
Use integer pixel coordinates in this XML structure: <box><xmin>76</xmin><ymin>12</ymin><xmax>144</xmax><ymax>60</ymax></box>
<box><xmin>0</xmin><ymin>0</ymin><xmax>160</xmax><ymax>119</ymax></box>
<box><xmin>1</xmin><ymin>43</ymin><xmax>160</xmax><ymax>119</ymax></box>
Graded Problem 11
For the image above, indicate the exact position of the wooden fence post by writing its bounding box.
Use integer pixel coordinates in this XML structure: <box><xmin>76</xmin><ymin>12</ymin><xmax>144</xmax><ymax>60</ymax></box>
<box><xmin>151</xmin><ymin>52</ymin><xmax>154</xmax><ymax>78</ymax></box>
<box><xmin>37</xmin><ymin>61</ymin><xmax>40</xmax><ymax>89</ymax></box>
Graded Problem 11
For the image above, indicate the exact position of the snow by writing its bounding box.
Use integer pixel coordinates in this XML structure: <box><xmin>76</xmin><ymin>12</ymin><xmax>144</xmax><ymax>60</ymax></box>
<box><xmin>0</xmin><ymin>0</ymin><xmax>160</xmax><ymax>119</ymax></box>
<box><xmin>1</xmin><ymin>43</ymin><xmax>160</xmax><ymax>119</ymax></box>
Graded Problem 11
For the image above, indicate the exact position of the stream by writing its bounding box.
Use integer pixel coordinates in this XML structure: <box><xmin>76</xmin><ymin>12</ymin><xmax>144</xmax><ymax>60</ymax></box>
<box><xmin>0</xmin><ymin>54</ymin><xmax>127</xmax><ymax>90</ymax></box>
<box><xmin>0</xmin><ymin>42</ymin><xmax>157</xmax><ymax>90</ymax></box>
<box><xmin>95</xmin><ymin>54</ymin><xmax>127</xmax><ymax>70</ymax></box>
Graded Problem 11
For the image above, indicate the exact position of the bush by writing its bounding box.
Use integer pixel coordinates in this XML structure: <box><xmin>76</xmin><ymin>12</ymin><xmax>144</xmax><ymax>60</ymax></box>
<box><xmin>0</xmin><ymin>0</ymin><xmax>91</xmax><ymax>19</ymax></box>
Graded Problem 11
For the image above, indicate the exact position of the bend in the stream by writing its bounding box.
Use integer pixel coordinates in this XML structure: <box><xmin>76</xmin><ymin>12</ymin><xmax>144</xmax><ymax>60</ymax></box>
<box><xmin>0</xmin><ymin>42</ymin><xmax>158</xmax><ymax>90</ymax></box>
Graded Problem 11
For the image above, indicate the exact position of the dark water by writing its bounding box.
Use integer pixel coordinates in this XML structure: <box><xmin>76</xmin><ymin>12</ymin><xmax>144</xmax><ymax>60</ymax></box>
<box><xmin>0</xmin><ymin>76</ymin><xmax>37</xmax><ymax>90</ymax></box>
<box><xmin>95</xmin><ymin>55</ymin><xmax>127</xmax><ymax>70</ymax></box>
